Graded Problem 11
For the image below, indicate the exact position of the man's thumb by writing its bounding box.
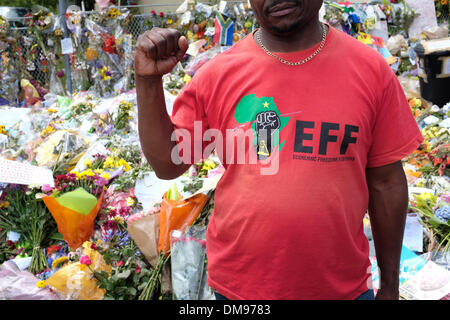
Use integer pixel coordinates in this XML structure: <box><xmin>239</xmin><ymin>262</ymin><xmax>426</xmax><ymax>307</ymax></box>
<box><xmin>176</xmin><ymin>36</ymin><xmax>189</xmax><ymax>60</ymax></box>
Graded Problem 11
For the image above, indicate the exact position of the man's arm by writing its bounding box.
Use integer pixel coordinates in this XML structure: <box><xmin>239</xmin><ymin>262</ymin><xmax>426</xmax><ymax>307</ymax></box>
<box><xmin>366</xmin><ymin>160</ymin><xmax>408</xmax><ymax>300</ymax></box>
<box><xmin>135</xmin><ymin>28</ymin><xmax>190</xmax><ymax>179</ymax></box>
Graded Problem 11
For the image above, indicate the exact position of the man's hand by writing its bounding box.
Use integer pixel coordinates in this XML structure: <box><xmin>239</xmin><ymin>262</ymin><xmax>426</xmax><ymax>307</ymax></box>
<box><xmin>135</xmin><ymin>28</ymin><xmax>191</xmax><ymax>180</ymax></box>
<box><xmin>135</xmin><ymin>27</ymin><xmax>189</xmax><ymax>78</ymax></box>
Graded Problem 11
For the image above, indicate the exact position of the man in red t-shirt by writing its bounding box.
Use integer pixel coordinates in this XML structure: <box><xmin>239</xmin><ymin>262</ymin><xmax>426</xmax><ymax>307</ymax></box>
<box><xmin>134</xmin><ymin>0</ymin><xmax>423</xmax><ymax>300</ymax></box>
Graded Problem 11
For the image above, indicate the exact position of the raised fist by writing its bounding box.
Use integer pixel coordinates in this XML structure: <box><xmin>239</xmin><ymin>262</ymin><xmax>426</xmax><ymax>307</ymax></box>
<box><xmin>134</xmin><ymin>27</ymin><xmax>189</xmax><ymax>78</ymax></box>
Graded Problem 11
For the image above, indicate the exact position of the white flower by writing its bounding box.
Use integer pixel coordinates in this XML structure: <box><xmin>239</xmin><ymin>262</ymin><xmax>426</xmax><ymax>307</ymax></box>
<box><xmin>431</xmin><ymin>105</ymin><xmax>440</xmax><ymax>113</ymax></box>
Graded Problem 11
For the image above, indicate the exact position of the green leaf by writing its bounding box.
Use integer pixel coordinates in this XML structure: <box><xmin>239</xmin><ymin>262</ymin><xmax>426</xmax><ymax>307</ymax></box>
<box><xmin>49</xmin><ymin>232</ymin><xmax>64</xmax><ymax>241</ymax></box>
<box><xmin>105</xmin><ymin>282</ymin><xmax>115</xmax><ymax>292</ymax></box>
<box><xmin>137</xmin><ymin>282</ymin><xmax>147</xmax><ymax>291</ymax></box>
<box><xmin>429</xmin><ymin>215</ymin><xmax>449</xmax><ymax>226</ymax></box>
<box><xmin>117</xmin><ymin>269</ymin><xmax>131</xmax><ymax>279</ymax></box>
<box><xmin>128</xmin><ymin>287</ymin><xmax>137</xmax><ymax>296</ymax></box>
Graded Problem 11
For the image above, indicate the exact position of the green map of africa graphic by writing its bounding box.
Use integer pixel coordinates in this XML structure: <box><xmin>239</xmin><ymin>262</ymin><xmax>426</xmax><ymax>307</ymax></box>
<box><xmin>234</xmin><ymin>94</ymin><xmax>290</xmax><ymax>153</ymax></box>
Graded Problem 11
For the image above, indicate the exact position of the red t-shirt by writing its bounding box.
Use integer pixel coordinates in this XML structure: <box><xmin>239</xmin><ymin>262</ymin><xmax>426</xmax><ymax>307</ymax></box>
<box><xmin>171</xmin><ymin>25</ymin><xmax>423</xmax><ymax>300</ymax></box>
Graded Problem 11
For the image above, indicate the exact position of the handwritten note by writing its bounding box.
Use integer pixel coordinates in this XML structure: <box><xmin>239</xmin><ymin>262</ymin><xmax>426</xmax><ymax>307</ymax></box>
<box><xmin>61</xmin><ymin>37</ymin><xmax>74</xmax><ymax>55</ymax></box>
<box><xmin>0</xmin><ymin>158</ymin><xmax>55</xmax><ymax>187</ymax></box>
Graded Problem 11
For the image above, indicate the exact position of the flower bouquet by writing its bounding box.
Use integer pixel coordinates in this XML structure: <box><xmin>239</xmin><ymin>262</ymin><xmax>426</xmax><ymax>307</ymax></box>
<box><xmin>43</xmin><ymin>241</ymin><xmax>111</xmax><ymax>300</ymax></box>
<box><xmin>411</xmin><ymin>192</ymin><xmax>450</xmax><ymax>252</ymax></box>
<box><xmin>113</xmin><ymin>100</ymin><xmax>134</xmax><ymax>134</ymax></box>
<box><xmin>34</xmin><ymin>129</ymin><xmax>90</xmax><ymax>174</ymax></box>
<box><xmin>136</xmin><ymin>183</ymin><xmax>209</xmax><ymax>300</ymax></box>
<box><xmin>0</xmin><ymin>184</ymin><xmax>59</xmax><ymax>274</ymax></box>
<box><xmin>41</xmin><ymin>170</ymin><xmax>106</xmax><ymax>250</ymax></box>
<box><xmin>87</xmin><ymin>230</ymin><xmax>154</xmax><ymax>300</ymax></box>
<box><xmin>170</xmin><ymin>225</ymin><xmax>215</xmax><ymax>300</ymax></box>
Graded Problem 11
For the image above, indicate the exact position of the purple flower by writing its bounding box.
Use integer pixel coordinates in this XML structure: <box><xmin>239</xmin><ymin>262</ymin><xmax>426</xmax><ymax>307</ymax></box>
<box><xmin>103</xmin><ymin>123</ymin><xmax>113</xmax><ymax>136</ymax></box>
<box><xmin>109</xmin><ymin>168</ymin><xmax>123</xmax><ymax>180</ymax></box>
<box><xmin>94</xmin><ymin>176</ymin><xmax>107</xmax><ymax>187</ymax></box>
<box><xmin>93</xmin><ymin>154</ymin><xmax>107</xmax><ymax>161</ymax></box>
<box><xmin>94</xmin><ymin>60</ymin><xmax>103</xmax><ymax>69</ymax></box>
<box><xmin>56</xmin><ymin>70</ymin><xmax>65</xmax><ymax>78</ymax></box>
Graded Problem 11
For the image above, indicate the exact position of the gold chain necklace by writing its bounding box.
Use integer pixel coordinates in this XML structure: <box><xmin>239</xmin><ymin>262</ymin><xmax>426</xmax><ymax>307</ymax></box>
<box><xmin>256</xmin><ymin>23</ymin><xmax>328</xmax><ymax>66</ymax></box>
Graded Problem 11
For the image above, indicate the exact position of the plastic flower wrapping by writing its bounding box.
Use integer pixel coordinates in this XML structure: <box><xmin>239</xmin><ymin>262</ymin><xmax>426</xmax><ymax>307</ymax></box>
<box><xmin>170</xmin><ymin>225</ymin><xmax>215</xmax><ymax>300</ymax></box>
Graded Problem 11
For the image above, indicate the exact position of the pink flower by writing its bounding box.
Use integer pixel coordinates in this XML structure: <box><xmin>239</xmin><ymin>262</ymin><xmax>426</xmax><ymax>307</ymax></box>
<box><xmin>80</xmin><ymin>255</ymin><xmax>92</xmax><ymax>265</ymax></box>
<box><xmin>136</xmin><ymin>266</ymin><xmax>141</xmax><ymax>273</ymax></box>
<box><xmin>127</xmin><ymin>212</ymin><xmax>144</xmax><ymax>223</ymax></box>
<box><xmin>42</xmin><ymin>184</ymin><xmax>53</xmax><ymax>193</ymax></box>
<box><xmin>117</xmin><ymin>261</ymin><xmax>124</xmax><ymax>267</ymax></box>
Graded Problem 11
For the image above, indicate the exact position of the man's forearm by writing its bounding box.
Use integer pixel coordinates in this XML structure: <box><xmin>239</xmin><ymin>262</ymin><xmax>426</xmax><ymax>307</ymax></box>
<box><xmin>136</xmin><ymin>75</ymin><xmax>189</xmax><ymax>179</ymax></box>
<box><xmin>366</xmin><ymin>161</ymin><xmax>408</xmax><ymax>298</ymax></box>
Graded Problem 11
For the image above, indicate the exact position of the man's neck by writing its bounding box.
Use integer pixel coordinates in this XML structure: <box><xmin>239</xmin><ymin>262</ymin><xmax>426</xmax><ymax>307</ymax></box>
<box><xmin>257</xmin><ymin>19</ymin><xmax>324</xmax><ymax>53</ymax></box>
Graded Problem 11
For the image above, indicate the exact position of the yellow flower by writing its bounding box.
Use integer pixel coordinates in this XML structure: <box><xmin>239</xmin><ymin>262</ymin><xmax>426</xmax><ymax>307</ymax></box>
<box><xmin>36</xmin><ymin>280</ymin><xmax>46</xmax><ymax>288</ymax></box>
<box><xmin>0</xmin><ymin>201</ymin><xmax>10</xmax><ymax>209</ymax></box>
<box><xmin>112</xmin><ymin>216</ymin><xmax>125</xmax><ymax>224</ymax></box>
<box><xmin>70</xmin><ymin>170</ymin><xmax>84</xmax><ymax>179</ymax></box>
<box><xmin>183</xmin><ymin>74</ymin><xmax>191</xmax><ymax>83</ymax></box>
<box><xmin>416</xmin><ymin>179</ymin><xmax>425</xmax><ymax>188</ymax></box>
<box><xmin>202</xmin><ymin>159</ymin><xmax>217</xmax><ymax>170</ymax></box>
<box><xmin>126</xmin><ymin>197</ymin><xmax>135</xmax><ymax>206</ymax></box>
<box><xmin>0</xmin><ymin>125</ymin><xmax>8</xmax><ymax>136</ymax></box>
<box><xmin>94</xmin><ymin>169</ymin><xmax>104</xmax><ymax>175</ymax></box>
<box><xmin>441</xmin><ymin>0</ymin><xmax>447</xmax><ymax>5</ymax></box>
<box><xmin>83</xmin><ymin>158</ymin><xmax>92</xmax><ymax>168</ymax></box>
<box><xmin>52</xmin><ymin>256</ymin><xmax>68</xmax><ymax>269</ymax></box>
<box><xmin>47</xmin><ymin>108</ymin><xmax>58</xmax><ymax>113</ymax></box>
<box><xmin>100</xmin><ymin>172</ymin><xmax>111</xmax><ymax>180</ymax></box>
<box><xmin>103</xmin><ymin>156</ymin><xmax>115</xmax><ymax>168</ymax></box>
<box><xmin>84</xmin><ymin>169</ymin><xmax>95</xmax><ymax>177</ymax></box>
<box><xmin>118</xmin><ymin>158</ymin><xmax>131</xmax><ymax>172</ymax></box>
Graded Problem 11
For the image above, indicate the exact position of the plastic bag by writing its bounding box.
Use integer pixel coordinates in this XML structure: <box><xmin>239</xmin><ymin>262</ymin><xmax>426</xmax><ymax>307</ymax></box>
<box><xmin>170</xmin><ymin>225</ymin><xmax>215</xmax><ymax>300</ymax></box>
<box><xmin>387</xmin><ymin>34</ymin><xmax>408</xmax><ymax>56</ymax></box>
<box><xmin>0</xmin><ymin>260</ymin><xmax>60</xmax><ymax>300</ymax></box>
<box><xmin>158</xmin><ymin>186</ymin><xmax>209</xmax><ymax>257</ymax></box>
<box><xmin>184</xmin><ymin>46</ymin><xmax>221</xmax><ymax>77</ymax></box>
<box><xmin>35</xmin><ymin>130</ymin><xmax>89</xmax><ymax>171</ymax></box>
<box><xmin>45</xmin><ymin>241</ymin><xmax>111</xmax><ymax>300</ymax></box>
<box><xmin>42</xmin><ymin>191</ymin><xmax>104</xmax><ymax>250</ymax></box>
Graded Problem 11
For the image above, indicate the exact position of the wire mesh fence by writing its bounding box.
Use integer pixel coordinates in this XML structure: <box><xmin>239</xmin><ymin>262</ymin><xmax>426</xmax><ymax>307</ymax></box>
<box><xmin>4</xmin><ymin>1</ymin><xmax>248</xmax><ymax>89</ymax></box>
<box><xmin>8</xmin><ymin>13</ymin><xmax>156</xmax><ymax>88</ymax></box>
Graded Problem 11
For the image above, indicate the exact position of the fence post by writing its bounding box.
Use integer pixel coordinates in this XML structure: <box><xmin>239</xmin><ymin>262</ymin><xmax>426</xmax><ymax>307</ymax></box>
<box><xmin>58</xmin><ymin>0</ymin><xmax>73</xmax><ymax>95</ymax></box>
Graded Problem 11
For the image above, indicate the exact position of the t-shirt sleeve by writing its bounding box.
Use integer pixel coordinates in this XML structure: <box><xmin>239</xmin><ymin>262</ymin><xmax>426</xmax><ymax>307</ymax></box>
<box><xmin>366</xmin><ymin>63</ymin><xmax>424</xmax><ymax>168</ymax></box>
<box><xmin>170</xmin><ymin>74</ymin><xmax>210</xmax><ymax>165</ymax></box>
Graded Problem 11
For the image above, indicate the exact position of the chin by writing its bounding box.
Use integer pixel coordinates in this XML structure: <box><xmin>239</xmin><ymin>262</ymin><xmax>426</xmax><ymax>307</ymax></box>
<box><xmin>268</xmin><ymin>17</ymin><xmax>304</xmax><ymax>35</ymax></box>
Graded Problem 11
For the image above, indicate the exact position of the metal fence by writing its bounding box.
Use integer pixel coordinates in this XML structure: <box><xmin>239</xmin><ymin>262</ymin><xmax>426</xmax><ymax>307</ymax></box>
<box><xmin>7</xmin><ymin>1</ymin><xmax>248</xmax><ymax>88</ymax></box>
